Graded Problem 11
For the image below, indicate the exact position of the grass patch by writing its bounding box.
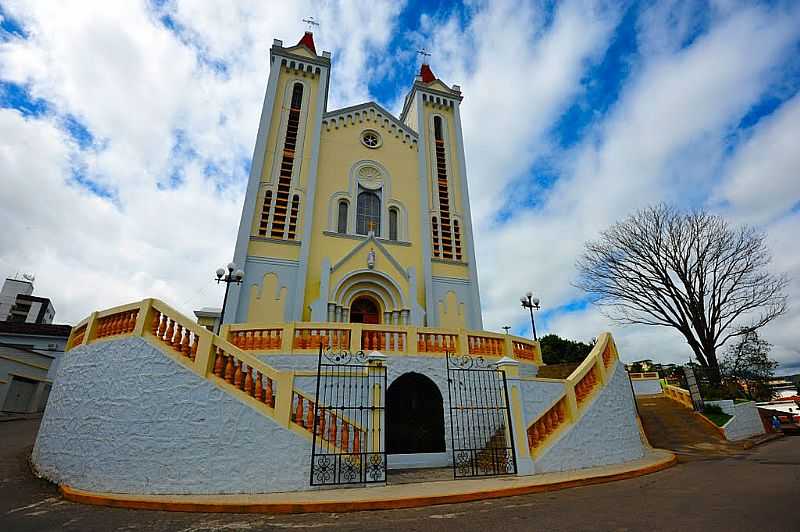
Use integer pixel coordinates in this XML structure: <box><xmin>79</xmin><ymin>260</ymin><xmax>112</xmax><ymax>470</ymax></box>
<box><xmin>734</xmin><ymin>398</ymin><xmax>751</xmax><ymax>404</ymax></box>
<box><xmin>704</xmin><ymin>412</ymin><xmax>732</xmax><ymax>427</ymax></box>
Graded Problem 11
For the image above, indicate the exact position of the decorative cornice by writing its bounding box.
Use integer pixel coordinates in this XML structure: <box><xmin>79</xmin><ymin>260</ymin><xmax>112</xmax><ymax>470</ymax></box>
<box><xmin>400</xmin><ymin>83</ymin><xmax>463</xmax><ymax>122</ymax></box>
<box><xmin>322</xmin><ymin>102</ymin><xmax>418</xmax><ymax>148</ymax></box>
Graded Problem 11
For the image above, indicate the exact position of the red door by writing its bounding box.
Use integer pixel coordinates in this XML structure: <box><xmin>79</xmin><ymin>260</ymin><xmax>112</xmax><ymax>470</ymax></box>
<box><xmin>350</xmin><ymin>296</ymin><xmax>380</xmax><ymax>324</ymax></box>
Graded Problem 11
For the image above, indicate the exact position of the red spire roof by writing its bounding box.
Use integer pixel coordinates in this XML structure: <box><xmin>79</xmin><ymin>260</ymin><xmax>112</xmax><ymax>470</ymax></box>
<box><xmin>419</xmin><ymin>63</ymin><xmax>436</xmax><ymax>83</ymax></box>
<box><xmin>297</xmin><ymin>31</ymin><xmax>317</xmax><ymax>54</ymax></box>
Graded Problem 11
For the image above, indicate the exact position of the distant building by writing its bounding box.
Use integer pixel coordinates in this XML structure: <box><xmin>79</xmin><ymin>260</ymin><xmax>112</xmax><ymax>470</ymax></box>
<box><xmin>0</xmin><ymin>277</ymin><xmax>55</xmax><ymax>324</ymax></box>
<box><xmin>193</xmin><ymin>307</ymin><xmax>221</xmax><ymax>332</ymax></box>
<box><xmin>0</xmin><ymin>276</ymin><xmax>70</xmax><ymax>414</ymax></box>
<box><xmin>768</xmin><ymin>376</ymin><xmax>798</xmax><ymax>399</ymax></box>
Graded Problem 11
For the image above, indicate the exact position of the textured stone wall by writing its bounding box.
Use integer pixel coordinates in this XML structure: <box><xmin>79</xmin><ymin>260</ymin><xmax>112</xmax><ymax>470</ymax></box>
<box><xmin>32</xmin><ymin>337</ymin><xmax>311</xmax><ymax>495</ymax></box>
<box><xmin>720</xmin><ymin>401</ymin><xmax>765</xmax><ymax>441</ymax></box>
<box><xmin>534</xmin><ymin>362</ymin><xmax>645</xmax><ymax>473</ymax></box>
<box><xmin>632</xmin><ymin>377</ymin><xmax>663</xmax><ymax>395</ymax></box>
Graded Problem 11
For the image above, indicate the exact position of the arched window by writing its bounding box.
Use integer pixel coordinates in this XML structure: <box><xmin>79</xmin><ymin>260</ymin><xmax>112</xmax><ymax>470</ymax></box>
<box><xmin>432</xmin><ymin>216</ymin><xmax>440</xmax><ymax>257</ymax></box>
<box><xmin>258</xmin><ymin>189</ymin><xmax>272</xmax><ymax>237</ymax></box>
<box><xmin>356</xmin><ymin>190</ymin><xmax>381</xmax><ymax>235</ymax></box>
<box><xmin>287</xmin><ymin>194</ymin><xmax>300</xmax><ymax>239</ymax></box>
<box><xmin>389</xmin><ymin>208</ymin><xmax>398</xmax><ymax>241</ymax></box>
<box><xmin>337</xmin><ymin>200</ymin><xmax>348</xmax><ymax>233</ymax></box>
<box><xmin>272</xmin><ymin>82</ymin><xmax>304</xmax><ymax>239</ymax></box>
<box><xmin>453</xmin><ymin>219</ymin><xmax>462</xmax><ymax>260</ymax></box>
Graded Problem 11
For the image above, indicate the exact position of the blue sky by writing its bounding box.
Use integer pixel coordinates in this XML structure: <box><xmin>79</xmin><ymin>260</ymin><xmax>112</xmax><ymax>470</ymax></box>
<box><xmin>1</xmin><ymin>0</ymin><xmax>799</xmax><ymax>372</ymax></box>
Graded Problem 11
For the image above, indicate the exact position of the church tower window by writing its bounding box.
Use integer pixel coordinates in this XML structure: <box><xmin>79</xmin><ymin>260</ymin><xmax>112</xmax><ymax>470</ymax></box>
<box><xmin>356</xmin><ymin>190</ymin><xmax>381</xmax><ymax>235</ymax></box>
<box><xmin>287</xmin><ymin>194</ymin><xmax>300</xmax><ymax>239</ymax></box>
<box><xmin>453</xmin><ymin>219</ymin><xmax>462</xmax><ymax>260</ymax></box>
<box><xmin>389</xmin><ymin>208</ymin><xmax>398</xmax><ymax>241</ymax></box>
<box><xmin>433</xmin><ymin>116</ymin><xmax>454</xmax><ymax>258</ymax></box>
<box><xmin>337</xmin><ymin>200</ymin><xmax>348</xmax><ymax>233</ymax></box>
<box><xmin>257</xmin><ymin>189</ymin><xmax>273</xmax><ymax>237</ymax></box>
<box><xmin>271</xmin><ymin>82</ymin><xmax>304</xmax><ymax>239</ymax></box>
<box><xmin>432</xmin><ymin>216</ymin><xmax>440</xmax><ymax>257</ymax></box>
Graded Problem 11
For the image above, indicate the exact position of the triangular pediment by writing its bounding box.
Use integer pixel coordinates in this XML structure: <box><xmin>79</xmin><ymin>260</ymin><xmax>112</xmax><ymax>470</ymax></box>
<box><xmin>331</xmin><ymin>234</ymin><xmax>408</xmax><ymax>280</ymax></box>
<box><xmin>426</xmin><ymin>80</ymin><xmax>455</xmax><ymax>93</ymax></box>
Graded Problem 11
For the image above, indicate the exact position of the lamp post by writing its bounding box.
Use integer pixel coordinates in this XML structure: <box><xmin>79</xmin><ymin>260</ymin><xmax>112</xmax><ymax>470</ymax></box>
<box><xmin>520</xmin><ymin>291</ymin><xmax>540</xmax><ymax>341</ymax></box>
<box><xmin>215</xmin><ymin>262</ymin><xmax>244</xmax><ymax>334</ymax></box>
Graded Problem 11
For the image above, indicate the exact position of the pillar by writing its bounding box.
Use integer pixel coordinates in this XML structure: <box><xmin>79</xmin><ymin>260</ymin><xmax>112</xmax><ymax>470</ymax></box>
<box><xmin>367</xmin><ymin>351</ymin><xmax>387</xmax><ymax>484</ymax></box>
<box><xmin>495</xmin><ymin>357</ymin><xmax>534</xmax><ymax>476</ymax></box>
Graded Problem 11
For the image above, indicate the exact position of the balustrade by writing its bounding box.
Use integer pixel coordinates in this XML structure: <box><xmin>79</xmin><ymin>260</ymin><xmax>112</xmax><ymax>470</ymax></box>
<box><xmin>468</xmin><ymin>335</ymin><xmax>504</xmax><ymax>356</ymax></box>
<box><xmin>512</xmin><ymin>341</ymin><xmax>536</xmax><ymax>361</ymax></box>
<box><xmin>150</xmin><ymin>310</ymin><xmax>200</xmax><ymax>361</ymax></box>
<box><xmin>229</xmin><ymin>329</ymin><xmax>283</xmax><ymax>350</ymax></box>
<box><xmin>292</xmin><ymin>327</ymin><xmax>350</xmax><ymax>350</ymax></box>
<box><xmin>417</xmin><ymin>332</ymin><xmax>458</xmax><ymax>354</ymax></box>
<box><xmin>96</xmin><ymin>309</ymin><xmax>139</xmax><ymax>339</ymax></box>
<box><xmin>527</xmin><ymin>398</ymin><xmax>568</xmax><ymax>450</ymax></box>
<box><xmin>68</xmin><ymin>324</ymin><xmax>87</xmax><ymax>350</ymax></box>
<box><xmin>361</xmin><ymin>329</ymin><xmax>406</xmax><ymax>353</ymax></box>
<box><xmin>210</xmin><ymin>346</ymin><xmax>277</xmax><ymax>408</ymax></box>
<box><xmin>574</xmin><ymin>367</ymin><xmax>599</xmax><ymax>405</ymax></box>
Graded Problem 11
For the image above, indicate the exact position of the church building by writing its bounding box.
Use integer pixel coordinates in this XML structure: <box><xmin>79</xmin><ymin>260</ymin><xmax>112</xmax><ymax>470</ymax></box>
<box><xmin>225</xmin><ymin>32</ymin><xmax>482</xmax><ymax>331</ymax></box>
<box><xmin>32</xmin><ymin>32</ymin><xmax>648</xmax><ymax>498</ymax></box>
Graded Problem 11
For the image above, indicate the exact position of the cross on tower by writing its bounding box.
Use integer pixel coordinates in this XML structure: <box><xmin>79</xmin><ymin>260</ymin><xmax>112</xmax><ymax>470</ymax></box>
<box><xmin>302</xmin><ymin>17</ymin><xmax>320</xmax><ymax>31</ymax></box>
<box><xmin>417</xmin><ymin>48</ymin><xmax>432</xmax><ymax>62</ymax></box>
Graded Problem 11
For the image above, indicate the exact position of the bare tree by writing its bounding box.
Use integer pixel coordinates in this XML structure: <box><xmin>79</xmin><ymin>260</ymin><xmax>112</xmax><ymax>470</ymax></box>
<box><xmin>575</xmin><ymin>204</ymin><xmax>788</xmax><ymax>383</ymax></box>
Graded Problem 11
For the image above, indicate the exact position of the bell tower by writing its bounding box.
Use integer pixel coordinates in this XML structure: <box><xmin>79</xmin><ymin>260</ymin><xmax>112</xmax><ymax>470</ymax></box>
<box><xmin>225</xmin><ymin>33</ymin><xmax>331</xmax><ymax>325</ymax></box>
<box><xmin>401</xmin><ymin>63</ymin><xmax>483</xmax><ymax>329</ymax></box>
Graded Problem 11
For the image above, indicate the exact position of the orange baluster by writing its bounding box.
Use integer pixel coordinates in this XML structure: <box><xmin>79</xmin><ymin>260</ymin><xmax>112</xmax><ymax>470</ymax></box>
<box><xmin>234</xmin><ymin>361</ymin><xmax>244</xmax><ymax>390</ymax></box>
<box><xmin>244</xmin><ymin>367</ymin><xmax>254</xmax><ymax>396</ymax></box>
<box><xmin>255</xmin><ymin>372</ymin><xmax>263</xmax><ymax>401</ymax></box>
<box><xmin>265</xmin><ymin>378</ymin><xmax>274</xmax><ymax>406</ymax></box>
<box><xmin>306</xmin><ymin>400</ymin><xmax>314</xmax><ymax>430</ymax></box>
<box><xmin>224</xmin><ymin>355</ymin><xmax>235</xmax><ymax>383</ymax></box>
<box><xmin>181</xmin><ymin>329</ymin><xmax>191</xmax><ymax>356</ymax></box>
<box><xmin>352</xmin><ymin>430</ymin><xmax>360</xmax><ymax>454</ymax></box>
<box><xmin>340</xmin><ymin>421</ymin><xmax>350</xmax><ymax>452</ymax></box>
<box><xmin>213</xmin><ymin>348</ymin><xmax>225</xmax><ymax>377</ymax></box>
<box><xmin>273</xmin><ymin>330</ymin><xmax>282</xmax><ymax>349</ymax></box>
<box><xmin>295</xmin><ymin>394</ymin><xmax>304</xmax><ymax>425</ymax></box>
<box><xmin>151</xmin><ymin>312</ymin><xmax>161</xmax><ymax>336</ymax></box>
<box><xmin>189</xmin><ymin>333</ymin><xmax>198</xmax><ymax>361</ymax></box>
<box><xmin>164</xmin><ymin>319</ymin><xmax>174</xmax><ymax>345</ymax></box>
<box><xmin>328</xmin><ymin>413</ymin><xmax>337</xmax><ymax>442</ymax></box>
<box><xmin>317</xmin><ymin>408</ymin><xmax>326</xmax><ymax>436</ymax></box>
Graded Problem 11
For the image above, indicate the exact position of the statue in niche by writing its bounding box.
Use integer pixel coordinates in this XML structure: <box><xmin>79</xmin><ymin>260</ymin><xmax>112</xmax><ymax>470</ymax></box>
<box><xmin>367</xmin><ymin>248</ymin><xmax>376</xmax><ymax>269</ymax></box>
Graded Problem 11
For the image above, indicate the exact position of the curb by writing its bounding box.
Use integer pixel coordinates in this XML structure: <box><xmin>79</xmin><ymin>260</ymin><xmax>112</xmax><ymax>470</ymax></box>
<box><xmin>59</xmin><ymin>452</ymin><xmax>677</xmax><ymax>514</ymax></box>
<box><xmin>741</xmin><ymin>432</ymin><xmax>783</xmax><ymax>450</ymax></box>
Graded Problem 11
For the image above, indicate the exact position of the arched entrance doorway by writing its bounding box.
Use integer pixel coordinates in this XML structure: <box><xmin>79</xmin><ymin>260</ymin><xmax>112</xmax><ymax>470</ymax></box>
<box><xmin>350</xmin><ymin>295</ymin><xmax>380</xmax><ymax>324</ymax></box>
<box><xmin>386</xmin><ymin>373</ymin><xmax>445</xmax><ymax>454</ymax></box>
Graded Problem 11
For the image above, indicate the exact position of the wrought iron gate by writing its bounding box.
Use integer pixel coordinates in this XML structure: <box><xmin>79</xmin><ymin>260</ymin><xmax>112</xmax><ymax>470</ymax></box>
<box><xmin>310</xmin><ymin>346</ymin><xmax>387</xmax><ymax>486</ymax></box>
<box><xmin>446</xmin><ymin>352</ymin><xmax>517</xmax><ymax>478</ymax></box>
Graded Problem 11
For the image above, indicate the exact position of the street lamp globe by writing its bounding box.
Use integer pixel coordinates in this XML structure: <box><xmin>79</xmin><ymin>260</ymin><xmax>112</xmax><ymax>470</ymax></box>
<box><xmin>216</xmin><ymin>267</ymin><xmax>225</xmax><ymax>279</ymax></box>
<box><xmin>233</xmin><ymin>269</ymin><xmax>245</xmax><ymax>281</ymax></box>
<box><xmin>532</xmin><ymin>297</ymin><xmax>540</xmax><ymax>306</ymax></box>
<box><xmin>227</xmin><ymin>262</ymin><xmax>236</xmax><ymax>272</ymax></box>
<box><xmin>520</xmin><ymin>296</ymin><xmax>527</xmax><ymax>305</ymax></box>
<box><xmin>526</xmin><ymin>291</ymin><xmax>533</xmax><ymax>299</ymax></box>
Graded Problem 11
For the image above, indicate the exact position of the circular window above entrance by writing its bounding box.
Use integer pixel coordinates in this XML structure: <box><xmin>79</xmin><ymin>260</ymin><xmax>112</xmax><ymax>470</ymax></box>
<box><xmin>361</xmin><ymin>130</ymin><xmax>382</xmax><ymax>149</ymax></box>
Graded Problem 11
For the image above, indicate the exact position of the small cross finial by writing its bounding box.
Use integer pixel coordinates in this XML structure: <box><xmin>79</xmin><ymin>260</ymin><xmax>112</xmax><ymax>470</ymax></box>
<box><xmin>417</xmin><ymin>48</ymin><xmax>431</xmax><ymax>61</ymax></box>
<box><xmin>302</xmin><ymin>17</ymin><xmax>319</xmax><ymax>31</ymax></box>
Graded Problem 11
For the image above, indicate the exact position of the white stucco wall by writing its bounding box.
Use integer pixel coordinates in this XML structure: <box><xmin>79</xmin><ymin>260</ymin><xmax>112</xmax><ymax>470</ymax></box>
<box><xmin>720</xmin><ymin>401</ymin><xmax>765</xmax><ymax>441</ymax></box>
<box><xmin>534</xmin><ymin>362</ymin><xmax>645</xmax><ymax>473</ymax></box>
<box><xmin>32</xmin><ymin>337</ymin><xmax>312</xmax><ymax>495</ymax></box>
<box><xmin>706</xmin><ymin>399</ymin><xmax>735</xmax><ymax>415</ymax></box>
<box><xmin>631</xmin><ymin>377</ymin><xmax>663</xmax><ymax>396</ymax></box>
<box><xmin>520</xmin><ymin>379</ymin><xmax>567</xmax><ymax>426</ymax></box>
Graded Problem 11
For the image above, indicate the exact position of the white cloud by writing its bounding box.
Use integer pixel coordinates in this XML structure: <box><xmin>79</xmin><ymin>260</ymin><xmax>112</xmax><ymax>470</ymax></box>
<box><xmin>1</xmin><ymin>0</ymin><xmax>798</xmax><ymax>374</ymax></box>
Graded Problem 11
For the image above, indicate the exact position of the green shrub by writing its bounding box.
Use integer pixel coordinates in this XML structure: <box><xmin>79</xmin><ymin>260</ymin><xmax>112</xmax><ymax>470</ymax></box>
<box><xmin>703</xmin><ymin>404</ymin><xmax>724</xmax><ymax>415</ymax></box>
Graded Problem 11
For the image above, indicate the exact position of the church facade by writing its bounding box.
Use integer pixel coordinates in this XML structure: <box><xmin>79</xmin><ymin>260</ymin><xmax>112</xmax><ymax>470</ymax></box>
<box><xmin>225</xmin><ymin>32</ymin><xmax>482</xmax><ymax>330</ymax></box>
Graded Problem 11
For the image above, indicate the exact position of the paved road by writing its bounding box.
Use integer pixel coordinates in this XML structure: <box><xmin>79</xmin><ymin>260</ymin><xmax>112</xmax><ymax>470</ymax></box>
<box><xmin>2</xmin><ymin>419</ymin><xmax>798</xmax><ymax>531</ymax></box>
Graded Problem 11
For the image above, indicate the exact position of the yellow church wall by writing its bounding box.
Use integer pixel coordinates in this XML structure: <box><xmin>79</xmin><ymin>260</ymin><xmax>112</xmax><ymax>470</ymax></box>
<box><xmin>246</xmin><ymin>239</ymin><xmax>301</xmax><ymax>261</ymax></box>
<box><xmin>247</xmin><ymin>272</ymin><xmax>288</xmax><ymax>322</ymax></box>
<box><xmin>431</xmin><ymin>260</ymin><xmax>470</xmax><ymax>280</ymax></box>
<box><xmin>437</xmin><ymin>290</ymin><xmax>466</xmax><ymax>329</ymax></box>
<box><xmin>301</xmin><ymin>119</ymin><xmax>424</xmax><ymax>318</ymax></box>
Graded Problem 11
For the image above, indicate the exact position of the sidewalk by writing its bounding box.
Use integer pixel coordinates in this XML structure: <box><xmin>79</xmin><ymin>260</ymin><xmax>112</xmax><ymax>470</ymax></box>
<box><xmin>60</xmin><ymin>448</ymin><xmax>676</xmax><ymax>514</ymax></box>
